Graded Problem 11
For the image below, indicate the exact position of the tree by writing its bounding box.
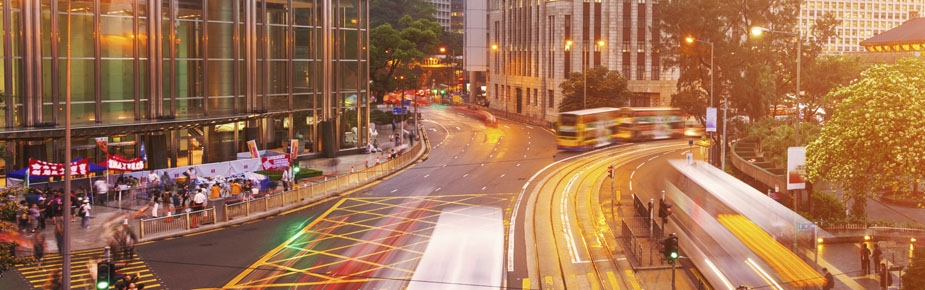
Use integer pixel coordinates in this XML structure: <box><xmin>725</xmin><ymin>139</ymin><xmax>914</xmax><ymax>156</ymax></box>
<box><xmin>655</xmin><ymin>0</ymin><xmax>842</xmax><ymax>125</ymax></box>
<box><xmin>802</xmin><ymin>55</ymin><xmax>867</xmax><ymax>122</ymax></box>
<box><xmin>370</xmin><ymin>0</ymin><xmax>436</xmax><ymax>29</ymax></box>
<box><xmin>903</xmin><ymin>246</ymin><xmax>925</xmax><ymax>289</ymax></box>
<box><xmin>806</xmin><ymin>58</ymin><xmax>925</xmax><ymax>220</ymax></box>
<box><xmin>557</xmin><ymin>66</ymin><xmax>633</xmax><ymax>111</ymax></box>
<box><xmin>369</xmin><ymin>16</ymin><xmax>441</xmax><ymax>103</ymax></box>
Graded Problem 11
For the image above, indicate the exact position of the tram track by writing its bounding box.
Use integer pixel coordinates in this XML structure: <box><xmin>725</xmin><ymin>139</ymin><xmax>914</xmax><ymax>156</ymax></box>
<box><xmin>527</xmin><ymin>142</ymin><xmax>689</xmax><ymax>289</ymax></box>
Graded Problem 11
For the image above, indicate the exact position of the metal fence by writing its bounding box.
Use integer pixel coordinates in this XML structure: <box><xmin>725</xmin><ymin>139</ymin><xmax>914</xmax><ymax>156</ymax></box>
<box><xmin>136</xmin><ymin>135</ymin><xmax>424</xmax><ymax>240</ymax></box>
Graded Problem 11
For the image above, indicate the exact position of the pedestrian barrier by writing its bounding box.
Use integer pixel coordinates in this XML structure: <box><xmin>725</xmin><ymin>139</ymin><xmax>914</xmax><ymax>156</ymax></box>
<box><xmin>138</xmin><ymin>208</ymin><xmax>217</xmax><ymax>239</ymax></box>
<box><xmin>136</xmin><ymin>131</ymin><xmax>425</xmax><ymax>240</ymax></box>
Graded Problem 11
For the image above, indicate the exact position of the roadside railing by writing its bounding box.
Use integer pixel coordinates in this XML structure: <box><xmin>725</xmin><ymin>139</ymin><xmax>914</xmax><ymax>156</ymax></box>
<box><xmin>136</xmin><ymin>132</ymin><xmax>425</xmax><ymax>240</ymax></box>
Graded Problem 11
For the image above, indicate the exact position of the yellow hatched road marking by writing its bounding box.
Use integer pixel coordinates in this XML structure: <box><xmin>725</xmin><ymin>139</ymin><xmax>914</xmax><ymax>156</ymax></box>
<box><xmin>607</xmin><ymin>271</ymin><xmax>620</xmax><ymax>289</ymax></box>
<box><xmin>588</xmin><ymin>273</ymin><xmax>601</xmax><ymax>290</ymax></box>
<box><xmin>625</xmin><ymin>269</ymin><xmax>642</xmax><ymax>289</ymax></box>
<box><xmin>223</xmin><ymin>198</ymin><xmax>347</xmax><ymax>288</ymax></box>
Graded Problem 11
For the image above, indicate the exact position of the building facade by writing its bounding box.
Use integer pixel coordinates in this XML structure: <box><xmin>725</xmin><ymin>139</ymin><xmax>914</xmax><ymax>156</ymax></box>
<box><xmin>428</xmin><ymin>0</ymin><xmax>451</xmax><ymax>31</ymax></box>
<box><xmin>487</xmin><ymin>0</ymin><xmax>677</xmax><ymax>124</ymax></box>
<box><xmin>0</xmin><ymin>0</ymin><xmax>369</xmax><ymax>172</ymax></box>
<box><xmin>801</xmin><ymin>0</ymin><xmax>925</xmax><ymax>54</ymax></box>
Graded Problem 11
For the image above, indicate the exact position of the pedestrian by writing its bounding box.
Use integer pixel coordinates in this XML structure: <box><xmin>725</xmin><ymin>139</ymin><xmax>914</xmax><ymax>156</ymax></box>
<box><xmin>281</xmin><ymin>167</ymin><xmax>292</xmax><ymax>191</ymax></box>
<box><xmin>192</xmin><ymin>188</ymin><xmax>207</xmax><ymax>211</ymax></box>
<box><xmin>860</xmin><ymin>243</ymin><xmax>871</xmax><ymax>275</ymax></box>
<box><xmin>54</xmin><ymin>223</ymin><xmax>64</xmax><ymax>256</ymax></box>
<box><xmin>122</xmin><ymin>224</ymin><xmax>137</xmax><ymax>260</ymax></box>
<box><xmin>872</xmin><ymin>242</ymin><xmax>883</xmax><ymax>273</ymax></box>
<box><xmin>880</xmin><ymin>262</ymin><xmax>891</xmax><ymax>290</ymax></box>
<box><xmin>41</xmin><ymin>269</ymin><xmax>62</xmax><ymax>290</ymax></box>
<box><xmin>150</xmin><ymin>192</ymin><xmax>160</xmax><ymax>218</ymax></box>
<box><xmin>109</xmin><ymin>230</ymin><xmax>124</xmax><ymax>261</ymax></box>
<box><xmin>94</xmin><ymin>178</ymin><xmax>109</xmax><ymax>205</ymax></box>
<box><xmin>210</xmin><ymin>182</ymin><xmax>222</xmax><ymax>199</ymax></box>
<box><xmin>78</xmin><ymin>199</ymin><xmax>91</xmax><ymax>229</ymax></box>
<box><xmin>170</xmin><ymin>193</ymin><xmax>183</xmax><ymax>214</ymax></box>
<box><xmin>28</xmin><ymin>204</ymin><xmax>41</xmax><ymax>232</ymax></box>
<box><xmin>32</xmin><ymin>232</ymin><xmax>45</xmax><ymax>267</ymax></box>
<box><xmin>822</xmin><ymin>267</ymin><xmax>834</xmax><ymax>290</ymax></box>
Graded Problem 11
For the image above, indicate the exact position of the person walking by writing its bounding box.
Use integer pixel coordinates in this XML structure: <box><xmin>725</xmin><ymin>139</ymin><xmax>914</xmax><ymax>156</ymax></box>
<box><xmin>78</xmin><ymin>199</ymin><xmax>91</xmax><ymax>229</ymax></box>
<box><xmin>872</xmin><ymin>242</ymin><xmax>883</xmax><ymax>273</ymax></box>
<box><xmin>32</xmin><ymin>233</ymin><xmax>46</xmax><ymax>267</ymax></box>
<box><xmin>122</xmin><ymin>224</ymin><xmax>137</xmax><ymax>260</ymax></box>
<box><xmin>860</xmin><ymin>243</ymin><xmax>872</xmax><ymax>275</ymax></box>
<box><xmin>171</xmin><ymin>192</ymin><xmax>182</xmax><ymax>215</ymax></box>
<box><xmin>822</xmin><ymin>267</ymin><xmax>834</xmax><ymax>290</ymax></box>
<box><xmin>880</xmin><ymin>262</ymin><xmax>891</xmax><ymax>290</ymax></box>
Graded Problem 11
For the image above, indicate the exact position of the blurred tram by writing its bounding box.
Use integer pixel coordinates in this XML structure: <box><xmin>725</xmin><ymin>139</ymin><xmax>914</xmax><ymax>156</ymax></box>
<box><xmin>662</xmin><ymin>160</ymin><xmax>826</xmax><ymax>290</ymax></box>
<box><xmin>555</xmin><ymin>107</ymin><xmax>621</xmax><ymax>151</ymax></box>
<box><xmin>556</xmin><ymin>107</ymin><xmax>686</xmax><ymax>151</ymax></box>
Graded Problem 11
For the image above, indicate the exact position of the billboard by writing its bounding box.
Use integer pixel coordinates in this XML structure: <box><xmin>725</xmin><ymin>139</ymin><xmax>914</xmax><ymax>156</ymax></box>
<box><xmin>787</xmin><ymin>147</ymin><xmax>806</xmax><ymax>190</ymax></box>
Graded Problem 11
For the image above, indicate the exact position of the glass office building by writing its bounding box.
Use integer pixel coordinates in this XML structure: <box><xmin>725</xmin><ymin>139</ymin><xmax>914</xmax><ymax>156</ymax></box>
<box><xmin>0</xmin><ymin>0</ymin><xmax>369</xmax><ymax>172</ymax></box>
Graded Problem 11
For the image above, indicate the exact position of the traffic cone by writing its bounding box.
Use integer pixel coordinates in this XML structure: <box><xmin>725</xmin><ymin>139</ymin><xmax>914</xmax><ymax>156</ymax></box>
<box><xmin>190</xmin><ymin>210</ymin><xmax>198</xmax><ymax>228</ymax></box>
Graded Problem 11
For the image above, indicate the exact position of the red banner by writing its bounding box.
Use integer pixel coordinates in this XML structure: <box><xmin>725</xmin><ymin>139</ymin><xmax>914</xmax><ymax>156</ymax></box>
<box><xmin>107</xmin><ymin>154</ymin><xmax>145</xmax><ymax>171</ymax></box>
<box><xmin>261</xmin><ymin>154</ymin><xmax>291</xmax><ymax>170</ymax></box>
<box><xmin>28</xmin><ymin>158</ymin><xmax>89</xmax><ymax>177</ymax></box>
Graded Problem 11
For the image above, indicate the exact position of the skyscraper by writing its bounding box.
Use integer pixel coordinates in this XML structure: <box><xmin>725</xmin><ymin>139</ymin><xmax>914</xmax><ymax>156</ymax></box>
<box><xmin>800</xmin><ymin>0</ymin><xmax>925</xmax><ymax>54</ymax></box>
<box><xmin>0</xmin><ymin>0</ymin><xmax>370</xmax><ymax>173</ymax></box>
<box><xmin>487</xmin><ymin>1</ymin><xmax>678</xmax><ymax>123</ymax></box>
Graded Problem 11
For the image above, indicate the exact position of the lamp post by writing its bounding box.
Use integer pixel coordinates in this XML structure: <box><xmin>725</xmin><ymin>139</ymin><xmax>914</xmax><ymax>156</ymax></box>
<box><xmin>565</xmin><ymin>40</ymin><xmax>604</xmax><ymax>109</ymax></box>
<box><xmin>684</xmin><ymin>36</ymin><xmax>719</xmax><ymax>167</ymax></box>
<box><xmin>751</xmin><ymin>26</ymin><xmax>802</xmax><ymax>147</ymax></box>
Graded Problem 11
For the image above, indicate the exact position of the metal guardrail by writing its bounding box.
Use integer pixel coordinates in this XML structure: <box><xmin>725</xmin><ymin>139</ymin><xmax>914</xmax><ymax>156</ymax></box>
<box><xmin>136</xmin><ymin>132</ymin><xmax>425</xmax><ymax>240</ymax></box>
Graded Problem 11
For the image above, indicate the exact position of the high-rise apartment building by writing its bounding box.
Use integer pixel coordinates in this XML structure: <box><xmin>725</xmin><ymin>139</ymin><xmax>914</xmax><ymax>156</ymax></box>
<box><xmin>428</xmin><ymin>0</ymin><xmax>452</xmax><ymax>31</ymax></box>
<box><xmin>0</xmin><ymin>1</ymin><xmax>370</xmax><ymax>172</ymax></box>
<box><xmin>801</xmin><ymin>0</ymin><xmax>925</xmax><ymax>53</ymax></box>
<box><xmin>450</xmin><ymin>0</ymin><xmax>465</xmax><ymax>34</ymax></box>
<box><xmin>487</xmin><ymin>1</ymin><xmax>677</xmax><ymax>123</ymax></box>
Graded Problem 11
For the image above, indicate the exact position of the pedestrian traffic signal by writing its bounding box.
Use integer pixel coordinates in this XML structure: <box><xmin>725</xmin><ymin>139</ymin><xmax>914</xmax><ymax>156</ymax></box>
<box><xmin>607</xmin><ymin>165</ymin><xmax>614</xmax><ymax>178</ymax></box>
<box><xmin>96</xmin><ymin>261</ymin><xmax>111</xmax><ymax>289</ymax></box>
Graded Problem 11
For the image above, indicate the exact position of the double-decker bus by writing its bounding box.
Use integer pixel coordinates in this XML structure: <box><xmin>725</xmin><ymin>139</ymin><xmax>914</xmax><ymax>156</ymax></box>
<box><xmin>555</xmin><ymin>107</ymin><xmax>621</xmax><ymax>151</ymax></box>
<box><xmin>615</xmin><ymin>107</ymin><xmax>685</xmax><ymax>141</ymax></box>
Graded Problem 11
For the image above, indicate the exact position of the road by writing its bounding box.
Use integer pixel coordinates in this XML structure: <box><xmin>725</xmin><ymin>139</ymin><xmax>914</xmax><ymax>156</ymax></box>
<box><xmin>136</xmin><ymin>106</ymin><xmax>559</xmax><ymax>289</ymax></box>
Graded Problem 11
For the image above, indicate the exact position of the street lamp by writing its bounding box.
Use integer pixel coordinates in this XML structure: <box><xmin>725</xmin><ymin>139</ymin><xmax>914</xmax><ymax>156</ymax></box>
<box><xmin>565</xmin><ymin>39</ymin><xmax>605</xmax><ymax>109</ymax></box>
<box><xmin>751</xmin><ymin>26</ymin><xmax>802</xmax><ymax>147</ymax></box>
<box><xmin>684</xmin><ymin>36</ymin><xmax>720</xmax><ymax>168</ymax></box>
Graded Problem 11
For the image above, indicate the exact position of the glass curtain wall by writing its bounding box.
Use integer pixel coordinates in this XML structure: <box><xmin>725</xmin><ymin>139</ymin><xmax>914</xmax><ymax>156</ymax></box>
<box><xmin>0</xmin><ymin>0</ymin><xmax>368</xmax><ymax>167</ymax></box>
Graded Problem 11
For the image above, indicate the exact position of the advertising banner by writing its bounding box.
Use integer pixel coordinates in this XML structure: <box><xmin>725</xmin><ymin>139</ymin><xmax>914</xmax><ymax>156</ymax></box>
<box><xmin>290</xmin><ymin>139</ymin><xmax>299</xmax><ymax>162</ymax></box>
<box><xmin>261</xmin><ymin>154</ymin><xmax>292</xmax><ymax>170</ymax></box>
<box><xmin>95</xmin><ymin>137</ymin><xmax>109</xmax><ymax>155</ymax></box>
<box><xmin>107</xmin><ymin>155</ymin><xmax>145</xmax><ymax>171</ymax></box>
<box><xmin>247</xmin><ymin>140</ymin><xmax>260</xmax><ymax>158</ymax></box>
<box><xmin>705</xmin><ymin>107</ymin><xmax>717</xmax><ymax>132</ymax></box>
<box><xmin>787</xmin><ymin>147</ymin><xmax>806</xmax><ymax>190</ymax></box>
<box><xmin>28</xmin><ymin>158</ymin><xmax>89</xmax><ymax>176</ymax></box>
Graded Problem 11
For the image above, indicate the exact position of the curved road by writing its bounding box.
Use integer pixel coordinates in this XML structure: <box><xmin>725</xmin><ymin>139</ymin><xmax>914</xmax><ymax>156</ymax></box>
<box><xmin>136</xmin><ymin>106</ymin><xmax>558</xmax><ymax>289</ymax></box>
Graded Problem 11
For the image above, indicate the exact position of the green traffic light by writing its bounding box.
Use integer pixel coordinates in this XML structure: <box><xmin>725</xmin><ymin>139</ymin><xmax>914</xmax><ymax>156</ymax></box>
<box><xmin>670</xmin><ymin>252</ymin><xmax>678</xmax><ymax>259</ymax></box>
<box><xmin>97</xmin><ymin>281</ymin><xmax>109</xmax><ymax>290</ymax></box>
<box><xmin>292</xmin><ymin>166</ymin><xmax>300</xmax><ymax>173</ymax></box>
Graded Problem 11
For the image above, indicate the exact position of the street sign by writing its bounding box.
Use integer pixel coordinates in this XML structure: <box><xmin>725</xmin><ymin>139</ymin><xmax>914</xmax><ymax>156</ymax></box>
<box><xmin>798</xmin><ymin>222</ymin><xmax>814</xmax><ymax>231</ymax></box>
<box><xmin>392</xmin><ymin>107</ymin><xmax>407</xmax><ymax>115</ymax></box>
<box><xmin>402</xmin><ymin>100</ymin><xmax>412</xmax><ymax>106</ymax></box>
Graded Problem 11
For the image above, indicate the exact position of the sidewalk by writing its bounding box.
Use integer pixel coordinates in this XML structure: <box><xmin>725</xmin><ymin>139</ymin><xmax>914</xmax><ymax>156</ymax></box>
<box><xmin>22</xmin><ymin>122</ymin><xmax>420</xmax><ymax>254</ymax></box>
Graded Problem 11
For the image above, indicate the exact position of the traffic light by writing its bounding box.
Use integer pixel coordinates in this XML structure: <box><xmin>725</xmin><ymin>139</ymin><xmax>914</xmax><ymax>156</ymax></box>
<box><xmin>440</xmin><ymin>89</ymin><xmax>446</xmax><ymax>95</ymax></box>
<box><xmin>607</xmin><ymin>165</ymin><xmax>614</xmax><ymax>178</ymax></box>
<box><xmin>96</xmin><ymin>261</ymin><xmax>111</xmax><ymax>289</ymax></box>
<box><xmin>661</xmin><ymin>233</ymin><xmax>679</xmax><ymax>263</ymax></box>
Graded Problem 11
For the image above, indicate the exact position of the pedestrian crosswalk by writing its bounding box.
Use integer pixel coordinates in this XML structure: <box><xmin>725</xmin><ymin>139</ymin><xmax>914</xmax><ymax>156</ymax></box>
<box><xmin>17</xmin><ymin>247</ymin><xmax>162</xmax><ymax>289</ymax></box>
